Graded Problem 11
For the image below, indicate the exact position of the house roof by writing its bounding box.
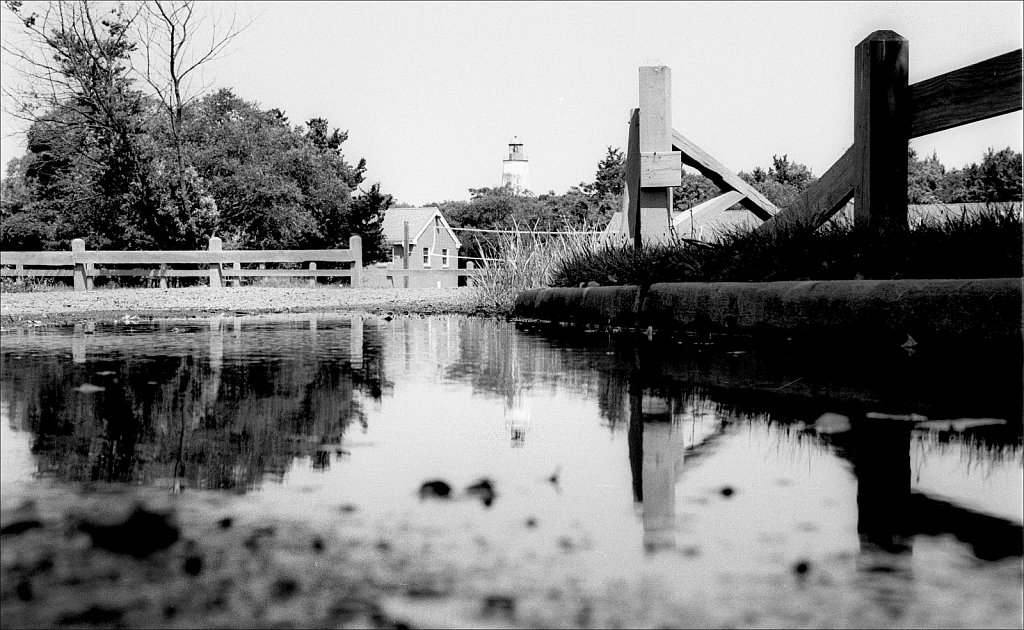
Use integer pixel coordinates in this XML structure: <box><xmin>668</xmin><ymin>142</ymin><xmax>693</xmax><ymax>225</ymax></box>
<box><xmin>381</xmin><ymin>207</ymin><xmax>462</xmax><ymax>248</ymax></box>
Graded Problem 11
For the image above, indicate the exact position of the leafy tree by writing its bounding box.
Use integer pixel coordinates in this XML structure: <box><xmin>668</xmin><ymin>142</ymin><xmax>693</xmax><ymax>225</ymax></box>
<box><xmin>739</xmin><ymin>155</ymin><xmax>816</xmax><ymax>209</ymax></box>
<box><xmin>136</xmin><ymin>0</ymin><xmax>250</xmax><ymax>246</ymax></box>
<box><xmin>347</xmin><ymin>183</ymin><xmax>392</xmax><ymax>264</ymax></box>
<box><xmin>673</xmin><ymin>171</ymin><xmax>719</xmax><ymax>213</ymax></box>
<box><xmin>907</xmin><ymin>148</ymin><xmax>947</xmax><ymax>203</ymax></box>
<box><xmin>2</xmin><ymin>0</ymin><xmax>162</xmax><ymax>249</ymax></box>
<box><xmin>966</xmin><ymin>147</ymin><xmax>1022</xmax><ymax>202</ymax></box>
<box><xmin>182</xmin><ymin>89</ymin><xmax>372</xmax><ymax>250</ymax></box>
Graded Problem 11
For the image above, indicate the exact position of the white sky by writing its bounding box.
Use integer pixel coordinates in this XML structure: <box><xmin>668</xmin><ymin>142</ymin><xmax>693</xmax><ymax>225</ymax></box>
<box><xmin>2</xmin><ymin>1</ymin><xmax>1022</xmax><ymax>205</ymax></box>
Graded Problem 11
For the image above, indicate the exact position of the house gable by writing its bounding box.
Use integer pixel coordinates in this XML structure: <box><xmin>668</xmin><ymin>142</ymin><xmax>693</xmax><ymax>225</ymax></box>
<box><xmin>381</xmin><ymin>207</ymin><xmax>462</xmax><ymax>249</ymax></box>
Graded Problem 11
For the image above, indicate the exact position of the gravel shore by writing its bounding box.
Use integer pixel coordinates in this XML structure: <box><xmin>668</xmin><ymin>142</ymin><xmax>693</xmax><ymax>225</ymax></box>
<box><xmin>0</xmin><ymin>286</ymin><xmax>489</xmax><ymax>326</ymax></box>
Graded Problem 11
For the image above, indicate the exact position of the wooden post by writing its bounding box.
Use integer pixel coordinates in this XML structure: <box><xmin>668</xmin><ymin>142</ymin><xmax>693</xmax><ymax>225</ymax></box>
<box><xmin>466</xmin><ymin>260</ymin><xmax>475</xmax><ymax>287</ymax></box>
<box><xmin>232</xmin><ymin>262</ymin><xmax>240</xmax><ymax>288</ymax></box>
<box><xmin>71</xmin><ymin>238</ymin><xmax>87</xmax><ymax>291</ymax></box>
<box><xmin>159</xmin><ymin>263</ymin><xmax>168</xmax><ymax>289</ymax></box>
<box><xmin>308</xmin><ymin>262</ymin><xmax>317</xmax><ymax>287</ymax></box>
<box><xmin>854</xmin><ymin>30</ymin><xmax>910</xmax><ymax>235</ymax></box>
<box><xmin>638</xmin><ymin>66</ymin><xmax>677</xmax><ymax>244</ymax></box>
<box><xmin>349</xmin><ymin>235</ymin><xmax>363</xmax><ymax>288</ymax></box>
<box><xmin>624</xmin><ymin>109</ymin><xmax>641</xmax><ymax>245</ymax></box>
<box><xmin>208</xmin><ymin>236</ymin><xmax>223</xmax><ymax>288</ymax></box>
<box><xmin>14</xmin><ymin>264</ymin><xmax>24</xmax><ymax>282</ymax></box>
<box><xmin>402</xmin><ymin>221</ymin><xmax>410</xmax><ymax>288</ymax></box>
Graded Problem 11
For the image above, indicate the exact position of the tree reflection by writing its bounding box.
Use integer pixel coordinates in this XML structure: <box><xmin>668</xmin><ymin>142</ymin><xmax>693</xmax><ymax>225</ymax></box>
<box><xmin>1</xmin><ymin>316</ymin><xmax>387</xmax><ymax>492</ymax></box>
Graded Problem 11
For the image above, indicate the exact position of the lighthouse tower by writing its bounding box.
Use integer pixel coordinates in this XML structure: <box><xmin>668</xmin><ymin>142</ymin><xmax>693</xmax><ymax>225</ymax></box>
<box><xmin>501</xmin><ymin>137</ymin><xmax>530</xmax><ymax>194</ymax></box>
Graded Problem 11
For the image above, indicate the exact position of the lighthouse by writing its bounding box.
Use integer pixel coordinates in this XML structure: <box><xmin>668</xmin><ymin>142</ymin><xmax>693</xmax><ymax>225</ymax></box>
<box><xmin>501</xmin><ymin>136</ymin><xmax>530</xmax><ymax>194</ymax></box>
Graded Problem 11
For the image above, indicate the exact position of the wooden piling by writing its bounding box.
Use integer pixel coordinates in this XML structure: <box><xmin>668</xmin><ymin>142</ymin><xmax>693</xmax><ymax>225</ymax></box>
<box><xmin>637</xmin><ymin>66</ymin><xmax>679</xmax><ymax>244</ymax></box>
<box><xmin>854</xmin><ymin>30</ymin><xmax>910</xmax><ymax>235</ymax></box>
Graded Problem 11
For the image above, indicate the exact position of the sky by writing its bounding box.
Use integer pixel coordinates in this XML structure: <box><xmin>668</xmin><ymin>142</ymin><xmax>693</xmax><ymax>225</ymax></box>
<box><xmin>1</xmin><ymin>1</ymin><xmax>1022</xmax><ymax>205</ymax></box>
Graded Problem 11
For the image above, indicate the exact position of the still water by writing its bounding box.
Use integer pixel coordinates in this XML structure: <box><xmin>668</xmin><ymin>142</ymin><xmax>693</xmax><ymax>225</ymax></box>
<box><xmin>1</xmin><ymin>314</ymin><xmax>1021</xmax><ymax>606</ymax></box>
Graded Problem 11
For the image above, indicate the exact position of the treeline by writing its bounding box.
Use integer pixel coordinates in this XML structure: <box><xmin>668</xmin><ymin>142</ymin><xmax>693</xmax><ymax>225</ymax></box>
<box><xmin>0</xmin><ymin>1</ymin><xmax>392</xmax><ymax>261</ymax></box>
<box><xmin>427</xmin><ymin>145</ymin><xmax>1022</xmax><ymax>260</ymax></box>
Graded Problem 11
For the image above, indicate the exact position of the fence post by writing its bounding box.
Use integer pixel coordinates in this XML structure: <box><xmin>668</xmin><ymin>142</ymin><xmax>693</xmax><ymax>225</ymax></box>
<box><xmin>349</xmin><ymin>235</ymin><xmax>362</xmax><ymax>288</ymax></box>
<box><xmin>308</xmin><ymin>262</ymin><xmax>317</xmax><ymax>287</ymax></box>
<box><xmin>638</xmin><ymin>66</ymin><xmax>677</xmax><ymax>244</ymax></box>
<box><xmin>402</xmin><ymin>221</ymin><xmax>410</xmax><ymax>288</ymax></box>
<box><xmin>159</xmin><ymin>263</ymin><xmax>168</xmax><ymax>289</ymax></box>
<box><xmin>71</xmin><ymin>238</ymin><xmax>87</xmax><ymax>291</ymax></box>
<box><xmin>232</xmin><ymin>262</ymin><xmax>240</xmax><ymax>288</ymax></box>
<box><xmin>854</xmin><ymin>30</ymin><xmax>910</xmax><ymax>235</ymax></box>
<box><xmin>466</xmin><ymin>260</ymin><xmax>475</xmax><ymax>287</ymax></box>
<box><xmin>208</xmin><ymin>237</ymin><xmax>223</xmax><ymax>288</ymax></box>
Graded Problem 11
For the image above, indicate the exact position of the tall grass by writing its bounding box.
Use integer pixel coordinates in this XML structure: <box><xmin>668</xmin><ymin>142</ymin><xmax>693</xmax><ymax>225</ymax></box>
<box><xmin>468</xmin><ymin>222</ymin><xmax>604</xmax><ymax>312</ymax></box>
<box><xmin>551</xmin><ymin>202</ymin><xmax>1022</xmax><ymax>287</ymax></box>
<box><xmin>0</xmin><ymin>276</ymin><xmax>68</xmax><ymax>293</ymax></box>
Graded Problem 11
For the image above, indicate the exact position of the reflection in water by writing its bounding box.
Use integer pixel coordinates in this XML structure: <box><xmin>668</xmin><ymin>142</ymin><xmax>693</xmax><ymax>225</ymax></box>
<box><xmin>2</xmin><ymin>316</ymin><xmax>385</xmax><ymax>491</ymax></box>
<box><xmin>1</xmin><ymin>314</ymin><xmax>1021</xmax><ymax>617</ymax></box>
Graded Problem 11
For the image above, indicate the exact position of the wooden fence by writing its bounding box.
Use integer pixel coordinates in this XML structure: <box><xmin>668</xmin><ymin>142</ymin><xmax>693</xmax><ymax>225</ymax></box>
<box><xmin>623</xmin><ymin>30</ymin><xmax>1023</xmax><ymax>244</ymax></box>
<box><xmin>0</xmin><ymin>235</ymin><xmax>478</xmax><ymax>290</ymax></box>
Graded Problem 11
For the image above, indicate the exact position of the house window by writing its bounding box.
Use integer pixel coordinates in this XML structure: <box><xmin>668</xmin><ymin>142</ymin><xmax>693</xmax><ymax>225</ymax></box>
<box><xmin>422</xmin><ymin>247</ymin><xmax>430</xmax><ymax>267</ymax></box>
<box><xmin>442</xmin><ymin>248</ymin><xmax>450</xmax><ymax>268</ymax></box>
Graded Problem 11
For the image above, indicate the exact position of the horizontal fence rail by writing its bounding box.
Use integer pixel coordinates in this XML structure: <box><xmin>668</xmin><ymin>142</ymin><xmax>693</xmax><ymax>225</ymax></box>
<box><xmin>1</xmin><ymin>236</ymin><xmax>365</xmax><ymax>290</ymax></box>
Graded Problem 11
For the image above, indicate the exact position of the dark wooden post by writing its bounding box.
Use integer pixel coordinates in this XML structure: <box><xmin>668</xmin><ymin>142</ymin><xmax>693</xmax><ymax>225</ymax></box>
<box><xmin>854</xmin><ymin>30</ymin><xmax>910</xmax><ymax>235</ymax></box>
<box><xmin>624</xmin><ymin>109</ymin><xmax>641</xmax><ymax>246</ymax></box>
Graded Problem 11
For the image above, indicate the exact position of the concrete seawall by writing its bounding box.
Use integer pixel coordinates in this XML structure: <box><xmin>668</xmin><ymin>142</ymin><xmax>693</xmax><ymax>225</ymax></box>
<box><xmin>514</xmin><ymin>278</ymin><xmax>1023</xmax><ymax>343</ymax></box>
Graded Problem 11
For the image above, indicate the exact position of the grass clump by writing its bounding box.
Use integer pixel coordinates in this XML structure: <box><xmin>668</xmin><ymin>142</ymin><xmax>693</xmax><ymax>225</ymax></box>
<box><xmin>551</xmin><ymin>203</ymin><xmax>1022</xmax><ymax>287</ymax></box>
<box><xmin>0</xmin><ymin>276</ymin><xmax>68</xmax><ymax>293</ymax></box>
<box><xmin>469</xmin><ymin>224</ymin><xmax>603</xmax><ymax>311</ymax></box>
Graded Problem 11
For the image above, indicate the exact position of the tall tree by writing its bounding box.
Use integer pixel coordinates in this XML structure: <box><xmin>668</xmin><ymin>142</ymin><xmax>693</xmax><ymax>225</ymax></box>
<box><xmin>2</xmin><ymin>0</ymin><xmax>159</xmax><ymax>248</ymax></box>
<box><xmin>137</xmin><ymin>0</ymin><xmax>249</xmax><ymax>239</ymax></box>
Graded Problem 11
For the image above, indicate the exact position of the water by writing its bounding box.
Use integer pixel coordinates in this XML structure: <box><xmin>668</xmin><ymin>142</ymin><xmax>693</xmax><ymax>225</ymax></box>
<box><xmin>1</xmin><ymin>314</ymin><xmax>1021</xmax><ymax>620</ymax></box>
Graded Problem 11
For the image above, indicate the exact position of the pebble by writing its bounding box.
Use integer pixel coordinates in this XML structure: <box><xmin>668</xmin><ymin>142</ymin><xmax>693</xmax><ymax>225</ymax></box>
<box><xmin>418</xmin><ymin>480</ymin><xmax>452</xmax><ymax>499</ymax></box>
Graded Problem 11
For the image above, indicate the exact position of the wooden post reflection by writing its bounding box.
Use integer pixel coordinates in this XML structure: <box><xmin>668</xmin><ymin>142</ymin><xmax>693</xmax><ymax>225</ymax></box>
<box><xmin>629</xmin><ymin>367</ymin><xmax>685</xmax><ymax>552</ymax></box>
<box><xmin>71</xmin><ymin>323</ymin><xmax>88</xmax><ymax>364</ymax></box>
<box><xmin>350</xmin><ymin>315</ymin><xmax>363</xmax><ymax>365</ymax></box>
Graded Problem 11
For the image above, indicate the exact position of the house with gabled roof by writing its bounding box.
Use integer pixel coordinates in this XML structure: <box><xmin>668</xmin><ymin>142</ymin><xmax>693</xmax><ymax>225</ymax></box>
<box><xmin>379</xmin><ymin>206</ymin><xmax>463</xmax><ymax>287</ymax></box>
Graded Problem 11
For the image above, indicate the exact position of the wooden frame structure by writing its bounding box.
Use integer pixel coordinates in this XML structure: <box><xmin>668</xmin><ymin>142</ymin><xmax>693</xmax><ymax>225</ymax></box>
<box><xmin>624</xmin><ymin>30</ymin><xmax>1023</xmax><ymax>244</ymax></box>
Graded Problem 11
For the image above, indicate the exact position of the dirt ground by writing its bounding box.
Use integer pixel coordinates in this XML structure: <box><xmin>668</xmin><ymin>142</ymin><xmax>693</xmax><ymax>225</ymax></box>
<box><xmin>2</xmin><ymin>287</ymin><xmax>1022</xmax><ymax>628</ymax></box>
<box><xmin>0</xmin><ymin>286</ymin><xmax>491</xmax><ymax>327</ymax></box>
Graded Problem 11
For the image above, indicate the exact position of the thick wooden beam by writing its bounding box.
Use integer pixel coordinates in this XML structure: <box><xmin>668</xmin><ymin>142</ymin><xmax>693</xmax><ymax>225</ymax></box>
<box><xmin>638</xmin><ymin>66</ymin><xmax>674</xmax><ymax>243</ymax></box>
<box><xmin>910</xmin><ymin>50</ymin><xmax>1023</xmax><ymax>138</ymax></box>
<box><xmin>640</xmin><ymin>151</ymin><xmax>682</xmax><ymax>187</ymax></box>
<box><xmin>854</xmin><ymin>30</ymin><xmax>909</xmax><ymax>234</ymax></box>
<box><xmin>759</xmin><ymin>145</ymin><xmax>858</xmax><ymax>231</ymax></box>
<box><xmin>670</xmin><ymin>130</ymin><xmax>778</xmax><ymax>221</ymax></box>
<box><xmin>625</xmin><ymin>108</ymin><xmax>641</xmax><ymax>244</ymax></box>
<box><xmin>672</xmin><ymin>190</ymin><xmax>745</xmax><ymax>235</ymax></box>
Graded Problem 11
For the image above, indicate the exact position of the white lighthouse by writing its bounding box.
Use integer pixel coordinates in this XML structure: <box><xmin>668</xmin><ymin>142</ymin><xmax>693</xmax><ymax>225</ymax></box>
<box><xmin>501</xmin><ymin>136</ymin><xmax>530</xmax><ymax>194</ymax></box>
